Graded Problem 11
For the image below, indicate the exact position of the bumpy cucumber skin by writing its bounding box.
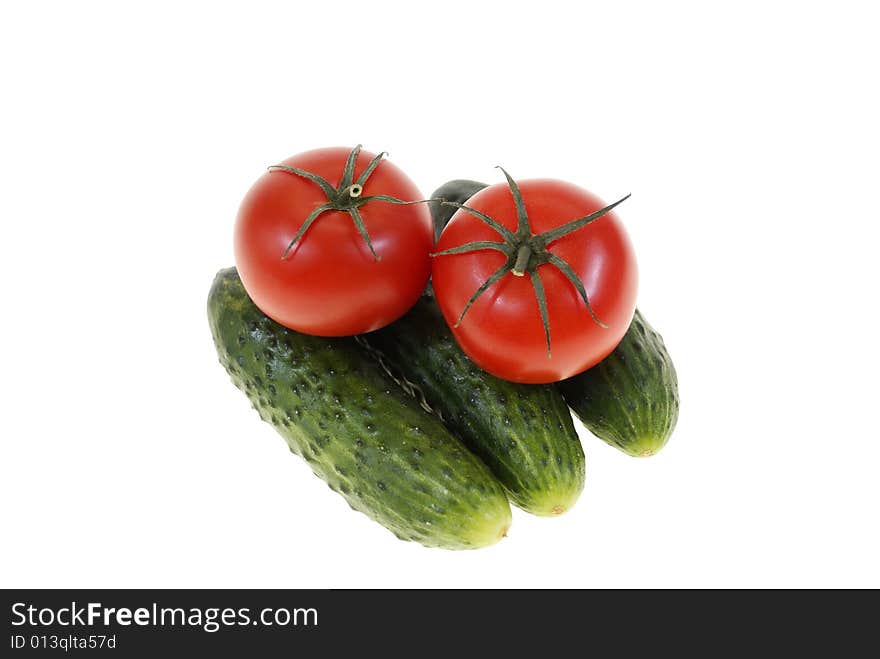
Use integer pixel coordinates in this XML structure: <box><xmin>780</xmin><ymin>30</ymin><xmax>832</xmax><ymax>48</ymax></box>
<box><xmin>364</xmin><ymin>293</ymin><xmax>585</xmax><ymax>516</ymax></box>
<box><xmin>558</xmin><ymin>310</ymin><xmax>679</xmax><ymax>457</ymax></box>
<box><xmin>208</xmin><ymin>268</ymin><xmax>511</xmax><ymax>549</ymax></box>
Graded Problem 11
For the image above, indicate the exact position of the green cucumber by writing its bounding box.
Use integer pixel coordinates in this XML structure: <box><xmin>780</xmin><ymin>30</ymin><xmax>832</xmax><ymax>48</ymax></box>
<box><xmin>362</xmin><ymin>293</ymin><xmax>585</xmax><ymax>515</ymax></box>
<box><xmin>558</xmin><ymin>309</ymin><xmax>679</xmax><ymax>457</ymax></box>
<box><xmin>208</xmin><ymin>268</ymin><xmax>511</xmax><ymax>549</ymax></box>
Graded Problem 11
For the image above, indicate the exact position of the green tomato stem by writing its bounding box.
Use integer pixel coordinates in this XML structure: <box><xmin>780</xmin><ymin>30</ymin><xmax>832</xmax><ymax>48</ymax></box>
<box><xmin>512</xmin><ymin>245</ymin><xmax>531</xmax><ymax>276</ymax></box>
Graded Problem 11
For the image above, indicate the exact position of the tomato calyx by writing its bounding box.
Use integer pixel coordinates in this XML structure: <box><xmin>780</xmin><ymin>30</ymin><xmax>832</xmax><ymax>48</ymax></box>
<box><xmin>432</xmin><ymin>167</ymin><xmax>630</xmax><ymax>358</ymax></box>
<box><xmin>268</xmin><ymin>145</ymin><xmax>432</xmax><ymax>261</ymax></box>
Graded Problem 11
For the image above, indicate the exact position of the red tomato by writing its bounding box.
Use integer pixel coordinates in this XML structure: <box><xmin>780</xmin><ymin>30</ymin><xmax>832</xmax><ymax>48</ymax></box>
<box><xmin>234</xmin><ymin>146</ymin><xmax>433</xmax><ymax>336</ymax></box>
<box><xmin>431</xmin><ymin>174</ymin><xmax>637</xmax><ymax>383</ymax></box>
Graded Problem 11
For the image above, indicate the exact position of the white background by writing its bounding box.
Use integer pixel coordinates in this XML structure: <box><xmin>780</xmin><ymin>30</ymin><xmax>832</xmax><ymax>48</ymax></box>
<box><xmin>2</xmin><ymin>1</ymin><xmax>878</xmax><ymax>588</ymax></box>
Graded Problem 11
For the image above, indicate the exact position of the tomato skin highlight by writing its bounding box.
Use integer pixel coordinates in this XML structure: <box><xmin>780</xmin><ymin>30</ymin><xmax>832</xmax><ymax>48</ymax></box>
<box><xmin>431</xmin><ymin>179</ymin><xmax>638</xmax><ymax>384</ymax></box>
<box><xmin>234</xmin><ymin>147</ymin><xmax>433</xmax><ymax>336</ymax></box>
